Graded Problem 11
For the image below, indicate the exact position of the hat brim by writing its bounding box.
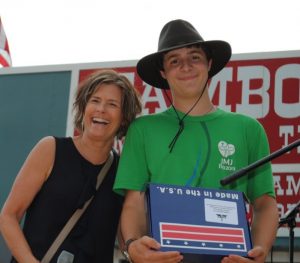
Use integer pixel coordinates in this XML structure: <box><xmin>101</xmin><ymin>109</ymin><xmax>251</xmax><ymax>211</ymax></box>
<box><xmin>137</xmin><ymin>40</ymin><xmax>231</xmax><ymax>89</ymax></box>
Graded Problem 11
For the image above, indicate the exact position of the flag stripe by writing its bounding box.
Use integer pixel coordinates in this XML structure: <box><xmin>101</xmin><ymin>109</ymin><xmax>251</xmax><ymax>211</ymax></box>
<box><xmin>162</xmin><ymin>231</ymin><xmax>245</xmax><ymax>243</ymax></box>
<box><xmin>0</xmin><ymin>17</ymin><xmax>12</xmax><ymax>67</ymax></box>
<box><xmin>0</xmin><ymin>55</ymin><xmax>10</xmax><ymax>67</ymax></box>
<box><xmin>161</xmin><ymin>223</ymin><xmax>243</xmax><ymax>235</ymax></box>
<box><xmin>162</xmin><ymin>239</ymin><xmax>247</xmax><ymax>252</ymax></box>
<box><xmin>160</xmin><ymin>222</ymin><xmax>246</xmax><ymax>251</ymax></box>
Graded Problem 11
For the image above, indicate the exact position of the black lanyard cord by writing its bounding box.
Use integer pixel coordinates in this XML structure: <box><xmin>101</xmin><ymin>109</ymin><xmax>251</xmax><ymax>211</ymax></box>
<box><xmin>164</xmin><ymin>78</ymin><xmax>209</xmax><ymax>153</ymax></box>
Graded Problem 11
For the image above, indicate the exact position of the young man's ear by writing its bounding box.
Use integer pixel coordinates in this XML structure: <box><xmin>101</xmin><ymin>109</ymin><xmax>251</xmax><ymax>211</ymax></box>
<box><xmin>160</xmin><ymin>70</ymin><xmax>166</xmax><ymax>79</ymax></box>
<box><xmin>208</xmin><ymin>59</ymin><xmax>212</xmax><ymax>72</ymax></box>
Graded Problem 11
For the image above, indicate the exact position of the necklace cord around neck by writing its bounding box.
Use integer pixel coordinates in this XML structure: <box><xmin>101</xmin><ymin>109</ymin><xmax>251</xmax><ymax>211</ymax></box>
<box><xmin>163</xmin><ymin>78</ymin><xmax>210</xmax><ymax>153</ymax></box>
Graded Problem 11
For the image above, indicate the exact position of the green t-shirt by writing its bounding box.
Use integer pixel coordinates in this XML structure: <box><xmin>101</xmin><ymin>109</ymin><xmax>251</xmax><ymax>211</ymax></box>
<box><xmin>114</xmin><ymin>108</ymin><xmax>275</xmax><ymax>203</ymax></box>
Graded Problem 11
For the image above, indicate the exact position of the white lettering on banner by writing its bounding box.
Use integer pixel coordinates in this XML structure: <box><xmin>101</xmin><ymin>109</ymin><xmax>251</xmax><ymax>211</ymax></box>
<box><xmin>273</xmin><ymin>174</ymin><xmax>300</xmax><ymax>196</ymax></box>
<box><xmin>279</xmin><ymin>125</ymin><xmax>300</xmax><ymax>153</ymax></box>
<box><xmin>273</xmin><ymin>174</ymin><xmax>300</xmax><ymax>226</ymax></box>
<box><xmin>209</xmin><ymin>68</ymin><xmax>232</xmax><ymax>112</ymax></box>
<box><xmin>236</xmin><ymin>66</ymin><xmax>270</xmax><ymax>118</ymax></box>
<box><xmin>286</xmin><ymin>175</ymin><xmax>300</xmax><ymax>195</ymax></box>
<box><xmin>279</xmin><ymin>125</ymin><xmax>295</xmax><ymax>149</ymax></box>
<box><xmin>274</xmin><ymin>175</ymin><xmax>284</xmax><ymax>196</ymax></box>
<box><xmin>141</xmin><ymin>82</ymin><xmax>167</xmax><ymax>114</ymax></box>
<box><xmin>204</xmin><ymin>64</ymin><xmax>299</xmax><ymax>119</ymax></box>
<box><xmin>275</xmin><ymin>64</ymin><xmax>300</xmax><ymax>118</ymax></box>
<box><xmin>135</xmin><ymin>64</ymin><xmax>299</xmax><ymax>120</ymax></box>
<box><xmin>277</xmin><ymin>203</ymin><xmax>284</xmax><ymax>217</ymax></box>
<box><xmin>278</xmin><ymin>203</ymin><xmax>300</xmax><ymax>223</ymax></box>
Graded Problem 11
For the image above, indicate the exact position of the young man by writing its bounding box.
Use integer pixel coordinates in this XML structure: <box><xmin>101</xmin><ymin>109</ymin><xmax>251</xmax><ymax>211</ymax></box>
<box><xmin>114</xmin><ymin>19</ymin><xmax>278</xmax><ymax>263</ymax></box>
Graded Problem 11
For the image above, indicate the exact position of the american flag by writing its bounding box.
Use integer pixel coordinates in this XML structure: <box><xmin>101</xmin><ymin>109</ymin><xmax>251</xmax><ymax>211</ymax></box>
<box><xmin>160</xmin><ymin>222</ymin><xmax>247</xmax><ymax>252</ymax></box>
<box><xmin>0</xmin><ymin>17</ymin><xmax>12</xmax><ymax>67</ymax></box>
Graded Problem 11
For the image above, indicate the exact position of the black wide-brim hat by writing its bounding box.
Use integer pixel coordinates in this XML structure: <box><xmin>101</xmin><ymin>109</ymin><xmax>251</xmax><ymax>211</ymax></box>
<box><xmin>137</xmin><ymin>19</ymin><xmax>232</xmax><ymax>89</ymax></box>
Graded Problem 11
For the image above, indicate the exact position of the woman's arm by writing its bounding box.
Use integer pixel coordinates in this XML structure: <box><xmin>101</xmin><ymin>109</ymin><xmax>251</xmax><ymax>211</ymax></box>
<box><xmin>0</xmin><ymin>136</ymin><xmax>55</xmax><ymax>262</ymax></box>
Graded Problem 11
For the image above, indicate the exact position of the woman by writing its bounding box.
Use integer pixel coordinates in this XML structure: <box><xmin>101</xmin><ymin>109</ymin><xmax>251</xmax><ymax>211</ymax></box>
<box><xmin>0</xmin><ymin>69</ymin><xmax>142</xmax><ymax>263</ymax></box>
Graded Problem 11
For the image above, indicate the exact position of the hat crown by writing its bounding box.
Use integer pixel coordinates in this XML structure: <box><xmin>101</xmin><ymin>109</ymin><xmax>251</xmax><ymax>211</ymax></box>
<box><xmin>137</xmin><ymin>19</ymin><xmax>231</xmax><ymax>89</ymax></box>
<box><xmin>158</xmin><ymin>19</ymin><xmax>205</xmax><ymax>51</ymax></box>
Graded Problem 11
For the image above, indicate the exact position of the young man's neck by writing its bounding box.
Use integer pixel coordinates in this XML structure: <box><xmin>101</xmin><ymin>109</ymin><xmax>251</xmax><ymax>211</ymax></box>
<box><xmin>172</xmin><ymin>92</ymin><xmax>214</xmax><ymax>116</ymax></box>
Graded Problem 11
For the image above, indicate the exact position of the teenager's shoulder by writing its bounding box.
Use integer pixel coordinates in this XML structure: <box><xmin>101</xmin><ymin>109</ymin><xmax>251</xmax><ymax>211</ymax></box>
<box><xmin>219</xmin><ymin>108</ymin><xmax>262</xmax><ymax>125</ymax></box>
<box><xmin>131</xmin><ymin>109</ymin><xmax>171</xmax><ymax>125</ymax></box>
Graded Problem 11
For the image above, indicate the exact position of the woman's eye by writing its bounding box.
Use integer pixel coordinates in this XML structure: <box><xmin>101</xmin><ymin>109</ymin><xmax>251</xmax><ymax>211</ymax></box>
<box><xmin>89</xmin><ymin>98</ymin><xmax>100</xmax><ymax>104</ymax></box>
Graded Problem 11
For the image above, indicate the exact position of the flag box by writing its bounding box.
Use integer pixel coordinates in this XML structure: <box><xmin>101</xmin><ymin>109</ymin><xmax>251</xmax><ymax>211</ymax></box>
<box><xmin>146</xmin><ymin>183</ymin><xmax>252</xmax><ymax>262</ymax></box>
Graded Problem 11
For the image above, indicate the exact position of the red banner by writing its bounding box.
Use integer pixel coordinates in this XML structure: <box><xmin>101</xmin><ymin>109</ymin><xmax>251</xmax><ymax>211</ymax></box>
<box><xmin>78</xmin><ymin>52</ymin><xmax>300</xmax><ymax>236</ymax></box>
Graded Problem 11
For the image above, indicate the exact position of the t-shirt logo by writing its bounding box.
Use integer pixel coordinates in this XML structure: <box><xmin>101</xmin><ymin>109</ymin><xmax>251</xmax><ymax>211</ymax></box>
<box><xmin>218</xmin><ymin>141</ymin><xmax>235</xmax><ymax>158</ymax></box>
<box><xmin>218</xmin><ymin>141</ymin><xmax>236</xmax><ymax>172</ymax></box>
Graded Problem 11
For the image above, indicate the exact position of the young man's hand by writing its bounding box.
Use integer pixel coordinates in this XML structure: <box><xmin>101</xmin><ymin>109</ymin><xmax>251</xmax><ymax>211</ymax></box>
<box><xmin>128</xmin><ymin>235</ymin><xmax>183</xmax><ymax>263</ymax></box>
<box><xmin>221</xmin><ymin>246</ymin><xmax>266</xmax><ymax>263</ymax></box>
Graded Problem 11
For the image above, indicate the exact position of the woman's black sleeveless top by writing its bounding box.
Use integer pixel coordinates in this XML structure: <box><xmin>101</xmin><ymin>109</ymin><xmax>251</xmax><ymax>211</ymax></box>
<box><xmin>19</xmin><ymin>137</ymin><xmax>123</xmax><ymax>263</ymax></box>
